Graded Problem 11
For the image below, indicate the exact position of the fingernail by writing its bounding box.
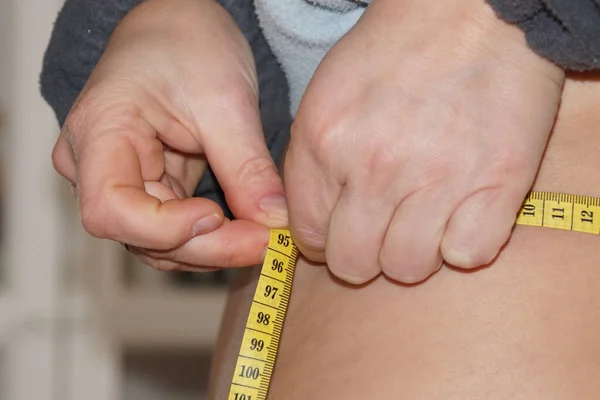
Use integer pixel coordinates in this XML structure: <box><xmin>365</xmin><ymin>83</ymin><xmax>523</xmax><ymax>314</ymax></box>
<box><xmin>192</xmin><ymin>213</ymin><xmax>222</xmax><ymax>236</ymax></box>
<box><xmin>259</xmin><ymin>194</ymin><xmax>288</xmax><ymax>222</ymax></box>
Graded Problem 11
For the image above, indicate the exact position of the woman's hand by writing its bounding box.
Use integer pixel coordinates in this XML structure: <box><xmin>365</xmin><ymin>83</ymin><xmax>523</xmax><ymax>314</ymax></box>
<box><xmin>52</xmin><ymin>0</ymin><xmax>288</xmax><ymax>271</ymax></box>
<box><xmin>285</xmin><ymin>0</ymin><xmax>564</xmax><ymax>284</ymax></box>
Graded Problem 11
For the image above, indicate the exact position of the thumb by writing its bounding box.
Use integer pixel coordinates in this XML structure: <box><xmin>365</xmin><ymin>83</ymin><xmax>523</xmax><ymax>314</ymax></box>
<box><xmin>198</xmin><ymin>94</ymin><xmax>288</xmax><ymax>228</ymax></box>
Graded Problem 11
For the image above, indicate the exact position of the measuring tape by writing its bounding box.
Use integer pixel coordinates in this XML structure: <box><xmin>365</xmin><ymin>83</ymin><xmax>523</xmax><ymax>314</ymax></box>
<box><xmin>227</xmin><ymin>191</ymin><xmax>600</xmax><ymax>400</ymax></box>
<box><xmin>227</xmin><ymin>228</ymin><xmax>298</xmax><ymax>400</ymax></box>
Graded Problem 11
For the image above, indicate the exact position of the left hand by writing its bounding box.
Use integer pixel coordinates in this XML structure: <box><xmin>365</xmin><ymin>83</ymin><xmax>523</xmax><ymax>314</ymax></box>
<box><xmin>285</xmin><ymin>0</ymin><xmax>565</xmax><ymax>284</ymax></box>
<box><xmin>53</xmin><ymin>0</ymin><xmax>287</xmax><ymax>272</ymax></box>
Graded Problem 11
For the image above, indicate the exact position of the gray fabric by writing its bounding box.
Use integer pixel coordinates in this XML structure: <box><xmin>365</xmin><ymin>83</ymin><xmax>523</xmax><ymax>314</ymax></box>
<box><xmin>40</xmin><ymin>0</ymin><xmax>291</xmax><ymax>218</ymax></box>
<box><xmin>315</xmin><ymin>0</ymin><xmax>600</xmax><ymax>70</ymax></box>
<box><xmin>311</xmin><ymin>0</ymin><xmax>600</xmax><ymax>70</ymax></box>
<box><xmin>40</xmin><ymin>0</ymin><xmax>144</xmax><ymax>125</ymax></box>
<box><xmin>486</xmin><ymin>0</ymin><xmax>600</xmax><ymax>70</ymax></box>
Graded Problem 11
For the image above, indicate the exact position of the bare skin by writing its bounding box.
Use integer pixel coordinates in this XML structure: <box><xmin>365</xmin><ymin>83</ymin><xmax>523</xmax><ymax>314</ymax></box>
<box><xmin>208</xmin><ymin>73</ymin><xmax>600</xmax><ymax>399</ymax></box>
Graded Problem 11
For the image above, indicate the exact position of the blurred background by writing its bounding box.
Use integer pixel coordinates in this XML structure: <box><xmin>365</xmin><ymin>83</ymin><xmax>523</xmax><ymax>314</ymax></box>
<box><xmin>0</xmin><ymin>1</ymin><xmax>232</xmax><ymax>399</ymax></box>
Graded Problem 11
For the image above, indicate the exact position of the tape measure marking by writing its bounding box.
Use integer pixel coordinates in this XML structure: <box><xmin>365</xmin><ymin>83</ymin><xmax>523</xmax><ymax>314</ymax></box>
<box><xmin>517</xmin><ymin>192</ymin><xmax>600</xmax><ymax>234</ymax></box>
<box><xmin>228</xmin><ymin>229</ymin><xmax>298</xmax><ymax>400</ymax></box>
<box><xmin>228</xmin><ymin>191</ymin><xmax>600</xmax><ymax>399</ymax></box>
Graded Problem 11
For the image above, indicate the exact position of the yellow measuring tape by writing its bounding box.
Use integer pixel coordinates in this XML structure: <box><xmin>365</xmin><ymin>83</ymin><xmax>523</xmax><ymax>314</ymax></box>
<box><xmin>228</xmin><ymin>229</ymin><xmax>298</xmax><ymax>400</ymax></box>
<box><xmin>228</xmin><ymin>191</ymin><xmax>600</xmax><ymax>400</ymax></box>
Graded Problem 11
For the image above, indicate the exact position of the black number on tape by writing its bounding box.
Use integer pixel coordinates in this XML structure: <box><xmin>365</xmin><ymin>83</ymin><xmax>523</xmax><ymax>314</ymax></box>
<box><xmin>581</xmin><ymin>210</ymin><xmax>594</xmax><ymax>223</ymax></box>
<box><xmin>250</xmin><ymin>338</ymin><xmax>264</xmax><ymax>352</ymax></box>
<box><xmin>272</xmin><ymin>259</ymin><xmax>284</xmax><ymax>273</ymax></box>
<box><xmin>257</xmin><ymin>312</ymin><xmax>270</xmax><ymax>325</ymax></box>
<box><xmin>239</xmin><ymin>365</ymin><xmax>260</xmax><ymax>380</ymax></box>
<box><xmin>264</xmin><ymin>285</ymin><xmax>279</xmax><ymax>300</ymax></box>
<box><xmin>523</xmin><ymin>204</ymin><xmax>535</xmax><ymax>217</ymax></box>
<box><xmin>277</xmin><ymin>233</ymin><xmax>290</xmax><ymax>247</ymax></box>
<box><xmin>552</xmin><ymin>207</ymin><xmax>565</xmax><ymax>220</ymax></box>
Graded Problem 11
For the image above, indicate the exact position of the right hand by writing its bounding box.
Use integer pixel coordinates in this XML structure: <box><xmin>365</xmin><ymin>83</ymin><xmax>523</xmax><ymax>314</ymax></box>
<box><xmin>52</xmin><ymin>0</ymin><xmax>288</xmax><ymax>271</ymax></box>
<box><xmin>285</xmin><ymin>0</ymin><xmax>564</xmax><ymax>284</ymax></box>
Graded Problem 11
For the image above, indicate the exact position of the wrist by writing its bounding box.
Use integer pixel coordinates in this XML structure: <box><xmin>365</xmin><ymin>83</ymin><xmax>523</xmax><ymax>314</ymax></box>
<box><xmin>110</xmin><ymin>0</ymin><xmax>249</xmax><ymax>57</ymax></box>
<box><xmin>101</xmin><ymin>0</ymin><xmax>256</xmax><ymax>85</ymax></box>
<box><xmin>472</xmin><ymin>0</ymin><xmax>565</xmax><ymax>87</ymax></box>
<box><xmin>367</xmin><ymin>0</ymin><xmax>565</xmax><ymax>87</ymax></box>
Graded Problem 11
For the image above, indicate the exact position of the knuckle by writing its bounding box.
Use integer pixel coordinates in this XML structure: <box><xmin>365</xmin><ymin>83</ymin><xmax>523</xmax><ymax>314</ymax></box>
<box><xmin>234</xmin><ymin>155</ymin><xmax>277</xmax><ymax>188</ymax></box>
<box><xmin>413</xmin><ymin>155</ymin><xmax>455</xmax><ymax>188</ymax></box>
<box><xmin>160</xmin><ymin>236</ymin><xmax>183</xmax><ymax>252</ymax></box>
<box><xmin>51</xmin><ymin>144</ymin><xmax>71</xmax><ymax>179</ymax></box>
<box><xmin>485</xmin><ymin>147</ymin><xmax>531</xmax><ymax>182</ymax></box>
<box><xmin>79</xmin><ymin>200</ymin><xmax>110</xmax><ymax>239</ymax></box>
<box><xmin>379</xmin><ymin>250</ymin><xmax>435</xmax><ymax>284</ymax></box>
<box><xmin>325</xmin><ymin>238</ymin><xmax>380</xmax><ymax>285</ymax></box>
<box><xmin>384</xmin><ymin>143</ymin><xmax>455</xmax><ymax>190</ymax></box>
<box><xmin>293</xmin><ymin>227</ymin><xmax>326</xmax><ymax>256</ymax></box>
<box><xmin>291</xmin><ymin>115</ymin><xmax>344</xmax><ymax>164</ymax></box>
<box><xmin>327</xmin><ymin>261</ymin><xmax>376</xmax><ymax>285</ymax></box>
<box><xmin>50</xmin><ymin>145</ymin><xmax>62</xmax><ymax>170</ymax></box>
<box><xmin>362</xmin><ymin>144</ymin><xmax>402</xmax><ymax>177</ymax></box>
<box><xmin>79</xmin><ymin>191</ymin><xmax>123</xmax><ymax>240</ymax></box>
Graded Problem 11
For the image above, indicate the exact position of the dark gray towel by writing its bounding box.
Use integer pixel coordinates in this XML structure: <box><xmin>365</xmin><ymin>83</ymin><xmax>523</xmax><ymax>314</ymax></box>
<box><xmin>40</xmin><ymin>0</ymin><xmax>291</xmax><ymax>217</ymax></box>
<box><xmin>486</xmin><ymin>0</ymin><xmax>600</xmax><ymax>71</ymax></box>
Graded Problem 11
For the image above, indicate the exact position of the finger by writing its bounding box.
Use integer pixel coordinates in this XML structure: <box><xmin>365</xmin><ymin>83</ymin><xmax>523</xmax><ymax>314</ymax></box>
<box><xmin>51</xmin><ymin>130</ymin><xmax>76</xmax><ymax>183</ymax></box>
<box><xmin>75</xmin><ymin>119</ymin><xmax>224</xmax><ymax>249</ymax></box>
<box><xmin>284</xmin><ymin>142</ymin><xmax>341</xmax><ymax>262</ymax></box>
<box><xmin>196</xmin><ymin>92</ymin><xmax>287</xmax><ymax>227</ymax></box>
<box><xmin>441</xmin><ymin>187</ymin><xmax>522</xmax><ymax>269</ymax></box>
<box><xmin>380</xmin><ymin>189</ymin><xmax>452</xmax><ymax>284</ymax></box>
<box><xmin>326</xmin><ymin>186</ymin><xmax>391</xmax><ymax>284</ymax></box>
<box><xmin>144</xmin><ymin>180</ymin><xmax>180</xmax><ymax>202</ymax></box>
<box><xmin>127</xmin><ymin>246</ymin><xmax>220</xmax><ymax>273</ymax></box>
<box><xmin>163</xmin><ymin>149</ymin><xmax>207</xmax><ymax>197</ymax></box>
<box><xmin>141</xmin><ymin>219</ymin><xmax>270</xmax><ymax>268</ymax></box>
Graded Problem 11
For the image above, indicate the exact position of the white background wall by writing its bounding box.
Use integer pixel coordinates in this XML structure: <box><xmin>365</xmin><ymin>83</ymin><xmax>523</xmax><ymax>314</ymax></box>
<box><xmin>0</xmin><ymin>1</ymin><xmax>221</xmax><ymax>399</ymax></box>
<box><xmin>0</xmin><ymin>0</ymin><xmax>66</xmax><ymax>398</ymax></box>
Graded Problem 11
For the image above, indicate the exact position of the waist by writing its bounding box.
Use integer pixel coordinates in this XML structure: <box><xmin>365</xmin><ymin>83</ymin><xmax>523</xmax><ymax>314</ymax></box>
<box><xmin>266</xmin><ymin>75</ymin><xmax>600</xmax><ymax>399</ymax></box>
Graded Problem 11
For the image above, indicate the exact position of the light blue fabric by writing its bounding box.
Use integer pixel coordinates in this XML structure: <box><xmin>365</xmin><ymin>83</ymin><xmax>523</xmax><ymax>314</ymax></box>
<box><xmin>255</xmin><ymin>0</ymin><xmax>366</xmax><ymax>116</ymax></box>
